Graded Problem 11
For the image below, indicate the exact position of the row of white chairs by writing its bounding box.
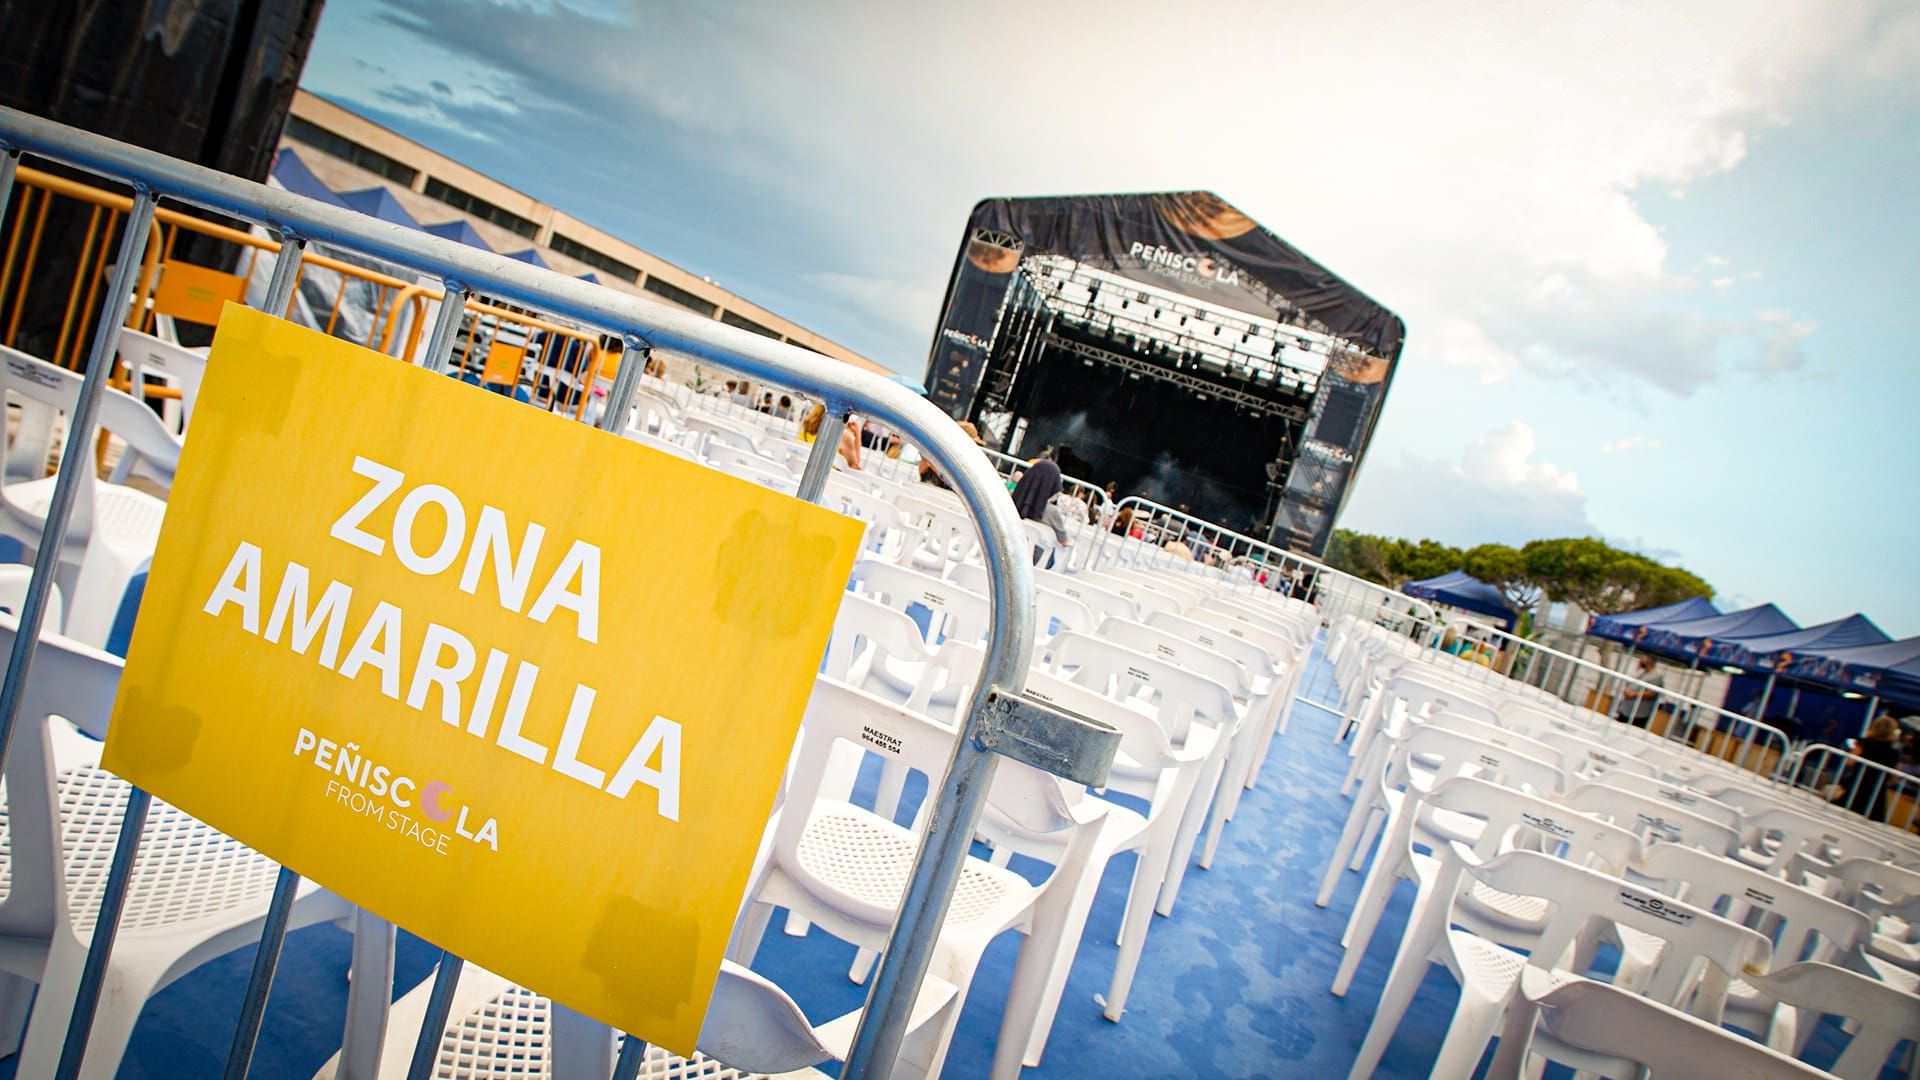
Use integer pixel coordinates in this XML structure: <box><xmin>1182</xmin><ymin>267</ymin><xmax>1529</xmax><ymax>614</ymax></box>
<box><xmin>1317</xmin><ymin>614</ymin><xmax>1920</xmax><ymax>1078</ymax></box>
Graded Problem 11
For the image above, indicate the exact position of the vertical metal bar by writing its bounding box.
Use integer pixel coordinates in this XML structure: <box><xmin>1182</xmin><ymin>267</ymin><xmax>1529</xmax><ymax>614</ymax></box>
<box><xmin>263</xmin><ymin>232</ymin><xmax>305</xmax><ymax>318</ymax></box>
<box><xmin>841</xmin><ymin>729</ymin><xmax>1004</xmax><ymax>1075</ymax></box>
<box><xmin>221</xmin><ymin>865</ymin><xmax>301</xmax><ymax>1078</ymax></box>
<box><xmin>795</xmin><ymin>405</ymin><xmax>848</xmax><ymax>503</ymax></box>
<box><xmin>596</xmin><ymin>337</ymin><xmax>648</xmax><ymax>435</ymax></box>
<box><xmin>54</xmin><ymin>788</ymin><xmax>153</xmax><ymax>1079</ymax></box>
<box><xmin>0</xmin><ymin>148</ymin><xmax>18</xmax><ymax>228</ymax></box>
<box><xmin>405</xmin><ymin>956</ymin><xmax>463</xmax><ymax>1080</ymax></box>
<box><xmin>609</xmin><ymin>1034</ymin><xmax>650</xmax><ymax>1080</ymax></box>
<box><xmin>0</xmin><ymin>188</ymin><xmax>153</xmax><ymax>778</ymax></box>
<box><xmin>420</xmin><ymin>284</ymin><xmax>469</xmax><ymax>374</ymax></box>
<box><xmin>209</xmin><ymin>229</ymin><xmax>313</xmax><ymax>1080</ymax></box>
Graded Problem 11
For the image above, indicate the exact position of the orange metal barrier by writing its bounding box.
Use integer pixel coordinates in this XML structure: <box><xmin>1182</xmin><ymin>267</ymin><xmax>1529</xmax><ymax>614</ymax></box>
<box><xmin>0</xmin><ymin>165</ymin><xmax>607</xmax><ymax>418</ymax></box>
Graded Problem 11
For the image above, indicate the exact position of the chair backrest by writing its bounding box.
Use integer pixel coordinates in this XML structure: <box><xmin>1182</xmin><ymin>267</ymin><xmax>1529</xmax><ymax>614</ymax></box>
<box><xmin>1428</xmin><ymin>775</ymin><xmax>1639</xmax><ymax>874</ymax></box>
<box><xmin>698</xmin><ymin>960</ymin><xmax>835</xmax><ymax>1073</ymax></box>
<box><xmin>1146</xmin><ymin>608</ymin><xmax>1281</xmax><ymax>680</ymax></box>
<box><xmin>1032</xmin><ymin>585</ymin><xmax>1092</xmax><ymax>640</ymax></box>
<box><xmin>1079</xmin><ymin>570</ymin><xmax>1181</xmax><ymax>620</ymax></box>
<box><xmin>1522</xmin><ymin>973</ymin><xmax>1828</xmax><ymax>1079</ymax></box>
<box><xmin>0</xmin><ymin>563</ymin><xmax>63</xmax><ymax>629</ymax></box>
<box><xmin>1601</xmin><ymin>772</ymin><xmax>1744</xmax><ymax>832</ymax></box>
<box><xmin>1181</xmin><ymin>605</ymin><xmax>1301</xmax><ymax>666</ymax></box>
<box><xmin>1469</xmin><ymin>849</ymin><xmax>1773</xmax><ymax>1008</ymax></box>
<box><xmin>849</xmin><ymin>559</ymin><xmax>990</xmax><ymax>648</ymax></box>
<box><xmin>824</xmin><ymin>592</ymin><xmax>931</xmax><ymax>684</ymax></box>
<box><xmin>1534</xmin><ymin>728</ymin><xmax>1660</xmax><ymax>782</ymax></box>
<box><xmin>1740</xmin><ymin>962</ymin><xmax>1920</xmax><ymax>1080</ymax></box>
<box><xmin>1564</xmin><ymin>782</ymin><xmax>1741</xmax><ymax>855</ymax></box>
<box><xmin>1044</xmin><ymin>630</ymin><xmax>1238</xmax><ymax>745</ymax></box>
<box><xmin>0</xmin><ymin>345</ymin><xmax>99</xmax><ymax>546</ymax></box>
<box><xmin>775</xmin><ymin>678</ymin><xmax>966</xmax><ymax>924</ymax></box>
<box><xmin>99</xmin><ymin>376</ymin><xmax>184</xmax><ymax>492</ymax></box>
<box><xmin>821</xmin><ymin>482</ymin><xmax>906</xmax><ymax>558</ymax></box>
<box><xmin>1636</xmin><ymin>843</ymin><xmax>1871</xmax><ymax>966</ymax></box>
<box><xmin>1381</xmin><ymin>670</ymin><xmax>1501</xmax><ymax>730</ymax></box>
<box><xmin>1033</xmin><ymin>568</ymin><xmax>1137</xmax><ymax>624</ymax></box>
<box><xmin>1739</xmin><ymin>806</ymin><xmax>1892</xmax><ymax>877</ymax></box>
<box><xmin>1417</xmin><ymin>712</ymin><xmax>1569</xmax><ymax>792</ymax></box>
<box><xmin>1388</xmin><ymin>724</ymin><xmax>1564</xmax><ymax>800</ymax></box>
<box><xmin>117</xmin><ymin>327</ymin><xmax>207</xmax><ymax>429</ymax></box>
<box><xmin>1022</xmin><ymin>667</ymin><xmax>1185</xmax><ymax>779</ymax></box>
<box><xmin>1095</xmin><ymin>615</ymin><xmax>1252</xmax><ymax>698</ymax></box>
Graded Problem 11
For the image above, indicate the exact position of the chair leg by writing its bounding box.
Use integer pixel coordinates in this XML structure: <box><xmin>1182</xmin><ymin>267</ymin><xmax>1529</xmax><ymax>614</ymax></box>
<box><xmin>725</xmin><ymin>901</ymin><xmax>773</xmax><ymax>966</ymax></box>
<box><xmin>1345</xmin><ymin>921</ymin><xmax>1437</xmax><ymax>1078</ymax></box>
<box><xmin>0</xmin><ymin>972</ymin><xmax>33</xmax><ymax>1056</ymax></box>
<box><xmin>1102</xmin><ymin>850</ymin><xmax>1163</xmax><ymax>1022</ymax></box>
<box><xmin>1317</xmin><ymin>795</ymin><xmax>1380</xmax><ymax>908</ymax></box>
<box><xmin>1332</xmin><ymin>848</ymin><xmax>1402</xmax><ymax>995</ymax></box>
<box><xmin>1155</xmin><ymin>747</ymin><xmax>1226</xmax><ymax>916</ymax></box>
<box><xmin>1429</xmin><ymin>985</ymin><xmax>1510</xmax><ymax>1080</ymax></box>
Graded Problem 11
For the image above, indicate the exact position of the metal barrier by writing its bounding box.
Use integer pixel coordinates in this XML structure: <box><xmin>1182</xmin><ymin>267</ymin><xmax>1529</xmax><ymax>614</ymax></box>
<box><xmin>1426</xmin><ymin>617</ymin><xmax>1796</xmax><ymax>777</ymax></box>
<box><xmin>977</xmin><ymin>444</ymin><xmax>1110</xmax><ymax>511</ymax></box>
<box><xmin>0</xmin><ymin>164</ymin><xmax>619</xmax><ymax>422</ymax></box>
<box><xmin>0</xmin><ymin>105</ymin><xmax>1120</xmax><ymax>1079</ymax></box>
<box><xmin>1090</xmin><ymin>495</ymin><xmax>1443</xmax><ymax>641</ymax></box>
<box><xmin>1777</xmin><ymin>743</ymin><xmax>1920</xmax><ymax>833</ymax></box>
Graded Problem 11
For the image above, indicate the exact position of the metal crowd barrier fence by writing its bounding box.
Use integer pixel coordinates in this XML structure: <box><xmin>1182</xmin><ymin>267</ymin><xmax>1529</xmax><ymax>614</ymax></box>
<box><xmin>1776</xmin><ymin>743</ymin><xmax>1920</xmax><ymax>833</ymax></box>
<box><xmin>0</xmin><ymin>163</ymin><xmax>617</xmax><ymax>422</ymax></box>
<box><xmin>1431</xmin><ymin>618</ymin><xmax>1795</xmax><ymax>777</ymax></box>
<box><xmin>0</xmin><ymin>105</ymin><xmax>1120</xmax><ymax>1079</ymax></box>
<box><xmin>1079</xmin><ymin>496</ymin><xmax>1445</xmax><ymax>711</ymax></box>
<box><xmin>976</xmin><ymin>445</ymin><xmax>1110</xmax><ymax>511</ymax></box>
<box><xmin>1090</xmin><ymin>495</ymin><xmax>1443</xmax><ymax>640</ymax></box>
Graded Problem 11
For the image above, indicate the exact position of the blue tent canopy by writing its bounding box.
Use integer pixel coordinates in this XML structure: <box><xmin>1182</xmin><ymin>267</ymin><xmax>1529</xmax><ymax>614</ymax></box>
<box><xmin>338</xmin><ymin>187</ymin><xmax>425</xmax><ymax>230</ymax></box>
<box><xmin>269</xmin><ymin>148</ymin><xmax>351</xmax><ymax>210</ymax></box>
<box><xmin>1402</xmin><ymin>570</ymin><xmax>1516</xmax><ymax>630</ymax></box>
<box><xmin>1715</xmin><ymin>614</ymin><xmax>1889</xmax><ymax>671</ymax></box>
<box><xmin>1778</xmin><ymin>636</ymin><xmax>1920</xmax><ymax>712</ymax></box>
<box><xmin>577</xmin><ymin>272</ymin><xmax>601</xmax><ymax>284</ymax></box>
<box><xmin>1587</xmin><ymin>596</ymin><xmax>1718</xmax><ymax>644</ymax></box>
<box><xmin>1636</xmin><ymin>603</ymin><xmax>1798</xmax><ymax>663</ymax></box>
<box><xmin>506</xmin><ymin>248</ymin><xmax>551</xmax><ymax>270</ymax></box>
<box><xmin>423</xmin><ymin>219</ymin><xmax>494</xmax><ymax>252</ymax></box>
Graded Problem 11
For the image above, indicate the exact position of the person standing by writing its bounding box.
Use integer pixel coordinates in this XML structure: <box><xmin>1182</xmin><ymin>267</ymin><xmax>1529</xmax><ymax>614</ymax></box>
<box><xmin>1614</xmin><ymin>654</ymin><xmax>1664</xmax><ymax>728</ymax></box>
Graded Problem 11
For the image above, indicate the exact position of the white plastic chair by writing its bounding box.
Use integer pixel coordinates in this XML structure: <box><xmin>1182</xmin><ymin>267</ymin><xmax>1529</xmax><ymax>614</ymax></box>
<box><xmin>1329</xmin><ymin>725</ymin><xmax>1566</xmax><ymax>997</ymax></box>
<box><xmin>115</xmin><ymin>327</ymin><xmax>206</xmax><ymax>436</ymax></box>
<box><xmin>1343</xmin><ymin>774</ymin><xmax>1639</xmax><ymax>1077</ymax></box>
<box><xmin>725</xmin><ymin>677</ymin><xmax>1045</xmax><ymax>1079</ymax></box>
<box><xmin>1496</xmin><ymin>968</ymin><xmax>1829</xmax><ymax>1080</ymax></box>
<box><xmin>0</xmin><ymin>346</ymin><xmax>171</xmax><ymax>647</ymax></box>
<box><xmin>1040</xmin><ymin>630</ymin><xmax>1239</xmax><ymax>915</ymax></box>
<box><xmin>336</xmin><ymin>957</ymin><xmax>961</xmax><ymax>1079</ymax></box>
<box><xmin>1382</xmin><ymin>848</ymin><xmax>1771</xmax><ymax>1080</ymax></box>
<box><xmin>1018</xmin><ymin>668</ymin><xmax>1211</xmax><ymax>1027</ymax></box>
<box><xmin>0</xmin><ymin>612</ymin><xmax>353</xmax><ymax>1078</ymax></box>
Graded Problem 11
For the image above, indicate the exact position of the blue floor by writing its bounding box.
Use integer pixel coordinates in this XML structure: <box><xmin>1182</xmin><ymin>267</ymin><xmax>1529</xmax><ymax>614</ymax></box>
<box><xmin>9</xmin><ymin>644</ymin><xmax>1896</xmax><ymax>1077</ymax></box>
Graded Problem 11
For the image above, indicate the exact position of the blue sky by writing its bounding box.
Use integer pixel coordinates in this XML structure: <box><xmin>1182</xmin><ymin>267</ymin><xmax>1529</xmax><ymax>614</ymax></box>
<box><xmin>299</xmin><ymin>0</ymin><xmax>1920</xmax><ymax>635</ymax></box>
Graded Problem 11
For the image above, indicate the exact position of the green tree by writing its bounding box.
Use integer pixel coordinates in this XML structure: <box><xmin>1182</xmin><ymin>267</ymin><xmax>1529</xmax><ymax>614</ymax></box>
<box><xmin>1463</xmin><ymin>542</ymin><xmax>1541</xmax><ymax>612</ymax></box>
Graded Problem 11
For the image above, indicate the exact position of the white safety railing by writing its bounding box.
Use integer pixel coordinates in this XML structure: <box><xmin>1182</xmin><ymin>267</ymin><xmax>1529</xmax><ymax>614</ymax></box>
<box><xmin>1432</xmin><ymin>618</ymin><xmax>1797</xmax><ymax>777</ymax></box>
<box><xmin>0</xmin><ymin>105</ymin><xmax>1119</xmax><ymax>1080</ymax></box>
<box><xmin>1777</xmin><ymin>743</ymin><xmax>1920</xmax><ymax>833</ymax></box>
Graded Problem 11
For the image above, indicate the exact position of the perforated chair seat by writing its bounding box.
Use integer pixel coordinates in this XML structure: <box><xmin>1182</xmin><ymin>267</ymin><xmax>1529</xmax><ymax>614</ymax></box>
<box><xmin>1449</xmin><ymin>928</ymin><xmax>1527</xmax><ymax>997</ymax></box>
<box><xmin>429</xmin><ymin>984</ymin><xmax>827</xmax><ymax>1079</ymax></box>
<box><xmin>794</xmin><ymin>802</ymin><xmax>1026</xmax><ymax>930</ymax></box>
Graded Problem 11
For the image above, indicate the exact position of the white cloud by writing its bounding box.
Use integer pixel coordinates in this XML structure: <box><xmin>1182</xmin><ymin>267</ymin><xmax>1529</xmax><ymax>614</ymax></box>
<box><xmin>304</xmin><ymin>0</ymin><xmax>1915</xmax><ymax>387</ymax></box>
<box><xmin>1342</xmin><ymin>422</ymin><xmax>1593</xmax><ymax>545</ymax></box>
<box><xmin>1748</xmin><ymin>310</ymin><xmax>1819</xmax><ymax>375</ymax></box>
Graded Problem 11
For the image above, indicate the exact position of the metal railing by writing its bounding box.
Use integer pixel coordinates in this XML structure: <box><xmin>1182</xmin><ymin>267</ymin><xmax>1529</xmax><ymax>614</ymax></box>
<box><xmin>977</xmin><ymin>444</ymin><xmax>1110</xmax><ymax>510</ymax></box>
<box><xmin>1432</xmin><ymin>618</ymin><xmax>1795</xmax><ymax>776</ymax></box>
<box><xmin>1776</xmin><ymin>743</ymin><xmax>1920</xmax><ymax>833</ymax></box>
<box><xmin>1088</xmin><ymin>496</ymin><xmax>1442</xmax><ymax>640</ymax></box>
<box><xmin>0</xmin><ymin>163</ymin><xmax>622</xmax><ymax>423</ymax></box>
<box><xmin>0</xmin><ymin>105</ymin><xmax>1118</xmax><ymax>1079</ymax></box>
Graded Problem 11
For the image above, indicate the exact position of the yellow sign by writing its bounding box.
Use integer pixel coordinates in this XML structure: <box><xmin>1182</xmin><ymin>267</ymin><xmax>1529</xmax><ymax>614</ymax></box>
<box><xmin>104</xmin><ymin>305</ymin><xmax>861</xmax><ymax>1053</ymax></box>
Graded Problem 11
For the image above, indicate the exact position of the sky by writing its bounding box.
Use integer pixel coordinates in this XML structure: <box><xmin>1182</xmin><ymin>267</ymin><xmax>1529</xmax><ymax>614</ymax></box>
<box><xmin>299</xmin><ymin>0</ymin><xmax>1920</xmax><ymax>636</ymax></box>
